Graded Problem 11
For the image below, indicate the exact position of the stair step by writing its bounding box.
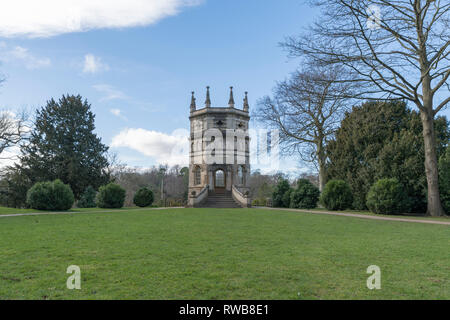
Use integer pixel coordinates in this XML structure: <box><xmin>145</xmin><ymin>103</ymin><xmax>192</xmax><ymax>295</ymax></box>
<box><xmin>197</xmin><ymin>191</ymin><xmax>243</xmax><ymax>208</ymax></box>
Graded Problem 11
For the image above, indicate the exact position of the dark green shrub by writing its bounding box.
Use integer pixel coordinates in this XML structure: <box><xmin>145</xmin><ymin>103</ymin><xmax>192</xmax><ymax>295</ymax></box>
<box><xmin>320</xmin><ymin>179</ymin><xmax>353</xmax><ymax>211</ymax></box>
<box><xmin>26</xmin><ymin>181</ymin><xmax>52</xmax><ymax>210</ymax></box>
<box><xmin>133</xmin><ymin>187</ymin><xmax>154</xmax><ymax>207</ymax></box>
<box><xmin>26</xmin><ymin>179</ymin><xmax>74</xmax><ymax>211</ymax></box>
<box><xmin>366</xmin><ymin>178</ymin><xmax>410</xmax><ymax>214</ymax></box>
<box><xmin>77</xmin><ymin>186</ymin><xmax>97</xmax><ymax>208</ymax></box>
<box><xmin>290</xmin><ymin>179</ymin><xmax>320</xmax><ymax>209</ymax></box>
<box><xmin>439</xmin><ymin>147</ymin><xmax>450</xmax><ymax>215</ymax></box>
<box><xmin>96</xmin><ymin>183</ymin><xmax>126</xmax><ymax>209</ymax></box>
<box><xmin>282</xmin><ymin>188</ymin><xmax>293</xmax><ymax>208</ymax></box>
<box><xmin>272</xmin><ymin>179</ymin><xmax>292</xmax><ymax>208</ymax></box>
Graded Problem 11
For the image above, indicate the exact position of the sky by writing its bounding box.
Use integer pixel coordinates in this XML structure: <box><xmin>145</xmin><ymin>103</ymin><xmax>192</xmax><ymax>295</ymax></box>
<box><xmin>0</xmin><ymin>0</ymin><xmax>448</xmax><ymax>175</ymax></box>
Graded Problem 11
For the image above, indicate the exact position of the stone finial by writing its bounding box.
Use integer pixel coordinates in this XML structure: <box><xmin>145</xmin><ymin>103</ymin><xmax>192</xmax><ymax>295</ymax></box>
<box><xmin>205</xmin><ymin>86</ymin><xmax>211</xmax><ymax>108</ymax></box>
<box><xmin>243</xmin><ymin>91</ymin><xmax>249</xmax><ymax>112</ymax></box>
<box><xmin>190</xmin><ymin>91</ymin><xmax>196</xmax><ymax>112</ymax></box>
<box><xmin>228</xmin><ymin>86</ymin><xmax>235</xmax><ymax>108</ymax></box>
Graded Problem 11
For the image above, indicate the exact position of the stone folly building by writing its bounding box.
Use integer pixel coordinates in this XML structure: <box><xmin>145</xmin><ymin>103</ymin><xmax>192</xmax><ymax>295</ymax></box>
<box><xmin>188</xmin><ymin>87</ymin><xmax>251</xmax><ymax>208</ymax></box>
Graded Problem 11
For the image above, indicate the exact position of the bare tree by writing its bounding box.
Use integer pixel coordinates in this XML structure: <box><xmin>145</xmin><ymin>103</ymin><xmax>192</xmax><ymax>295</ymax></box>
<box><xmin>113</xmin><ymin>165</ymin><xmax>188</xmax><ymax>207</ymax></box>
<box><xmin>284</xmin><ymin>0</ymin><xmax>449</xmax><ymax>216</ymax></box>
<box><xmin>254</xmin><ymin>64</ymin><xmax>353</xmax><ymax>191</ymax></box>
<box><xmin>0</xmin><ymin>109</ymin><xmax>28</xmax><ymax>161</ymax></box>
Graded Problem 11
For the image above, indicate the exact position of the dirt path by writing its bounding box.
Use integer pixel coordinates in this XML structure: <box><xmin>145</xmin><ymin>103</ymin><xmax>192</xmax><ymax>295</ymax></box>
<box><xmin>257</xmin><ymin>207</ymin><xmax>450</xmax><ymax>226</ymax></box>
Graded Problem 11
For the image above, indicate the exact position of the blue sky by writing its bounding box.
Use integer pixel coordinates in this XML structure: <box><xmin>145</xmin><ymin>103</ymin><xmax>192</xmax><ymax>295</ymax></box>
<box><xmin>0</xmin><ymin>0</ymin><xmax>448</xmax><ymax>174</ymax></box>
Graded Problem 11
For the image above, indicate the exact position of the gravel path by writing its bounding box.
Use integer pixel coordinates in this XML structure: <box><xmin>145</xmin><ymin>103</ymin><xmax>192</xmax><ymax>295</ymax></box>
<box><xmin>256</xmin><ymin>207</ymin><xmax>450</xmax><ymax>226</ymax></box>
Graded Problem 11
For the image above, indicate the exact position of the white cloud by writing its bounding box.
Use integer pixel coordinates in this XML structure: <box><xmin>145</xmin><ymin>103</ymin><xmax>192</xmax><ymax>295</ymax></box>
<box><xmin>110</xmin><ymin>109</ymin><xmax>121</xmax><ymax>117</ymax></box>
<box><xmin>93</xmin><ymin>84</ymin><xmax>127</xmax><ymax>101</ymax></box>
<box><xmin>0</xmin><ymin>43</ymin><xmax>51</xmax><ymax>69</ymax></box>
<box><xmin>110</xmin><ymin>108</ymin><xmax>127</xmax><ymax>121</ymax></box>
<box><xmin>0</xmin><ymin>0</ymin><xmax>203</xmax><ymax>38</ymax></box>
<box><xmin>83</xmin><ymin>54</ymin><xmax>109</xmax><ymax>74</ymax></box>
<box><xmin>0</xmin><ymin>146</ymin><xmax>21</xmax><ymax>169</ymax></box>
<box><xmin>111</xmin><ymin>128</ymin><xmax>189</xmax><ymax>167</ymax></box>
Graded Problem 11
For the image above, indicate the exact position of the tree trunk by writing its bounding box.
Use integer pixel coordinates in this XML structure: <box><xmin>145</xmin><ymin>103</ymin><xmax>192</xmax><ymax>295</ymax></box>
<box><xmin>317</xmin><ymin>141</ymin><xmax>326</xmax><ymax>192</ymax></box>
<box><xmin>318</xmin><ymin>164</ymin><xmax>326</xmax><ymax>192</ymax></box>
<box><xmin>419</xmin><ymin>107</ymin><xmax>445</xmax><ymax>216</ymax></box>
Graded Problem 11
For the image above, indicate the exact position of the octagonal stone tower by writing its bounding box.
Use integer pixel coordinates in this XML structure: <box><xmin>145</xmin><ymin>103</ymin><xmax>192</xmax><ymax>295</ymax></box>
<box><xmin>188</xmin><ymin>86</ymin><xmax>251</xmax><ymax>208</ymax></box>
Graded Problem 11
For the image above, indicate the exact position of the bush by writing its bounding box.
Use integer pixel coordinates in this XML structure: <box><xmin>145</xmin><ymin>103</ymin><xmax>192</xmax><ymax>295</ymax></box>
<box><xmin>282</xmin><ymin>188</ymin><xmax>293</xmax><ymax>208</ymax></box>
<box><xmin>439</xmin><ymin>147</ymin><xmax>450</xmax><ymax>215</ymax></box>
<box><xmin>252</xmin><ymin>198</ymin><xmax>270</xmax><ymax>207</ymax></box>
<box><xmin>133</xmin><ymin>187</ymin><xmax>154</xmax><ymax>207</ymax></box>
<box><xmin>320</xmin><ymin>179</ymin><xmax>353</xmax><ymax>211</ymax></box>
<box><xmin>366</xmin><ymin>178</ymin><xmax>410</xmax><ymax>215</ymax></box>
<box><xmin>252</xmin><ymin>199</ymin><xmax>261</xmax><ymax>206</ymax></box>
<box><xmin>96</xmin><ymin>183</ymin><xmax>126</xmax><ymax>209</ymax></box>
<box><xmin>272</xmin><ymin>179</ymin><xmax>292</xmax><ymax>208</ymax></box>
<box><xmin>26</xmin><ymin>179</ymin><xmax>75</xmax><ymax>211</ymax></box>
<box><xmin>77</xmin><ymin>186</ymin><xmax>97</xmax><ymax>208</ymax></box>
<box><xmin>290</xmin><ymin>179</ymin><xmax>320</xmax><ymax>209</ymax></box>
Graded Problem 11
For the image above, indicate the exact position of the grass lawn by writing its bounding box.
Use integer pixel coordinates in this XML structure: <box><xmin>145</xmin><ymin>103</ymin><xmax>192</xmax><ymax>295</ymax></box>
<box><xmin>0</xmin><ymin>208</ymin><xmax>448</xmax><ymax>299</ymax></box>
<box><xmin>0</xmin><ymin>206</ymin><xmax>149</xmax><ymax>215</ymax></box>
<box><xmin>300</xmin><ymin>208</ymin><xmax>450</xmax><ymax>222</ymax></box>
<box><xmin>0</xmin><ymin>206</ymin><xmax>47</xmax><ymax>215</ymax></box>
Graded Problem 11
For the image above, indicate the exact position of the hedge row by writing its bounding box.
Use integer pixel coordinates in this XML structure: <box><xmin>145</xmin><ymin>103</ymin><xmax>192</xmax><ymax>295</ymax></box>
<box><xmin>26</xmin><ymin>182</ymin><xmax>155</xmax><ymax>211</ymax></box>
<box><xmin>271</xmin><ymin>177</ymin><xmax>439</xmax><ymax>215</ymax></box>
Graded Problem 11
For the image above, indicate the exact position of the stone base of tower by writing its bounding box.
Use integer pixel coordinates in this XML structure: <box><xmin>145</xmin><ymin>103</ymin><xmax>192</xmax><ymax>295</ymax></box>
<box><xmin>188</xmin><ymin>185</ymin><xmax>251</xmax><ymax>208</ymax></box>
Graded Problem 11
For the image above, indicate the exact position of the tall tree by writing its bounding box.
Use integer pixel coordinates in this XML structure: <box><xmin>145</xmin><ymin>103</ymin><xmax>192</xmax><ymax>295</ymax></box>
<box><xmin>284</xmin><ymin>0</ymin><xmax>450</xmax><ymax>215</ymax></box>
<box><xmin>254</xmin><ymin>64</ymin><xmax>353</xmax><ymax>191</ymax></box>
<box><xmin>326</xmin><ymin>100</ymin><xmax>449</xmax><ymax>212</ymax></box>
<box><xmin>18</xmin><ymin>95</ymin><xmax>110</xmax><ymax>199</ymax></box>
<box><xmin>439</xmin><ymin>146</ymin><xmax>450</xmax><ymax>214</ymax></box>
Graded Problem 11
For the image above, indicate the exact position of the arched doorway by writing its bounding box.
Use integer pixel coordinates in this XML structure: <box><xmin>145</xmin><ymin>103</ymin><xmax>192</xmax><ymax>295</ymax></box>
<box><xmin>214</xmin><ymin>169</ymin><xmax>226</xmax><ymax>193</ymax></box>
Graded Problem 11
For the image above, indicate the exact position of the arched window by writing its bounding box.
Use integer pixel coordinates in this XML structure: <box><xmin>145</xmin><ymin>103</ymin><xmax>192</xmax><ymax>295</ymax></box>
<box><xmin>215</xmin><ymin>170</ymin><xmax>225</xmax><ymax>188</ymax></box>
<box><xmin>194</xmin><ymin>166</ymin><xmax>201</xmax><ymax>185</ymax></box>
<box><xmin>238</xmin><ymin>166</ymin><xmax>245</xmax><ymax>185</ymax></box>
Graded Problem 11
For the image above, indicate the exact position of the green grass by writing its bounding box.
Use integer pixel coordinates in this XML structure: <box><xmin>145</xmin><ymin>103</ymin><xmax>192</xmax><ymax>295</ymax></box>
<box><xmin>0</xmin><ymin>206</ymin><xmax>47</xmax><ymax>214</ymax></box>
<box><xmin>0</xmin><ymin>206</ymin><xmax>149</xmax><ymax>215</ymax></box>
<box><xmin>303</xmin><ymin>208</ymin><xmax>450</xmax><ymax>222</ymax></box>
<box><xmin>0</xmin><ymin>208</ymin><xmax>449</xmax><ymax>299</ymax></box>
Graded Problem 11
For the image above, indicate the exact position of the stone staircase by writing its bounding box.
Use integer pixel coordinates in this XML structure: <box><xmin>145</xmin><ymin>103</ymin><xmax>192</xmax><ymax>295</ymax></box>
<box><xmin>199</xmin><ymin>191</ymin><xmax>242</xmax><ymax>208</ymax></box>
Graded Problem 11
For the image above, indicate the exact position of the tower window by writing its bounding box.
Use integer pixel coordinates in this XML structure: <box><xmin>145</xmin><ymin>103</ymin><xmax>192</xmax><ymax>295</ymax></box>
<box><xmin>215</xmin><ymin>170</ymin><xmax>225</xmax><ymax>187</ymax></box>
<box><xmin>238</xmin><ymin>166</ymin><xmax>245</xmax><ymax>185</ymax></box>
<box><xmin>194</xmin><ymin>166</ymin><xmax>201</xmax><ymax>185</ymax></box>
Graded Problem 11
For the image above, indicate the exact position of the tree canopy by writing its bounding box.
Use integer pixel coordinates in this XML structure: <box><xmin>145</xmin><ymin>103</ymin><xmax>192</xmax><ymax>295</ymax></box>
<box><xmin>283</xmin><ymin>0</ymin><xmax>450</xmax><ymax>215</ymax></box>
<box><xmin>326</xmin><ymin>100</ymin><xmax>449</xmax><ymax>211</ymax></box>
<box><xmin>18</xmin><ymin>95</ymin><xmax>111</xmax><ymax>199</ymax></box>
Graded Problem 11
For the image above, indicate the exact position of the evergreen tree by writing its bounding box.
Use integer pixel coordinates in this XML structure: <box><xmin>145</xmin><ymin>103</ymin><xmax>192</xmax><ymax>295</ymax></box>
<box><xmin>77</xmin><ymin>186</ymin><xmax>97</xmax><ymax>208</ymax></box>
<box><xmin>19</xmin><ymin>95</ymin><xmax>111</xmax><ymax>199</ymax></box>
<box><xmin>439</xmin><ymin>147</ymin><xmax>450</xmax><ymax>215</ymax></box>
<box><xmin>326</xmin><ymin>101</ymin><xmax>449</xmax><ymax>212</ymax></box>
<box><xmin>272</xmin><ymin>179</ymin><xmax>292</xmax><ymax>208</ymax></box>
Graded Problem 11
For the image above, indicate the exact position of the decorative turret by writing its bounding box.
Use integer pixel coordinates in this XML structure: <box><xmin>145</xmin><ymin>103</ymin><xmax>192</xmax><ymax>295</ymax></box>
<box><xmin>228</xmin><ymin>86</ymin><xmax>235</xmax><ymax>108</ymax></box>
<box><xmin>243</xmin><ymin>91</ymin><xmax>249</xmax><ymax>112</ymax></box>
<box><xmin>205</xmin><ymin>86</ymin><xmax>211</xmax><ymax>108</ymax></box>
<box><xmin>188</xmin><ymin>85</ymin><xmax>251</xmax><ymax>208</ymax></box>
<box><xmin>190</xmin><ymin>91</ymin><xmax>196</xmax><ymax>112</ymax></box>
